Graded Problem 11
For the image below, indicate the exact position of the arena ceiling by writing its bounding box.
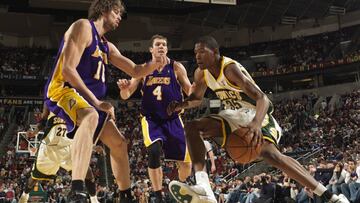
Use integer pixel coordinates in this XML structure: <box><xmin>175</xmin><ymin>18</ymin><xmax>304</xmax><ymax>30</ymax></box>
<box><xmin>2</xmin><ymin>0</ymin><xmax>360</xmax><ymax>28</ymax></box>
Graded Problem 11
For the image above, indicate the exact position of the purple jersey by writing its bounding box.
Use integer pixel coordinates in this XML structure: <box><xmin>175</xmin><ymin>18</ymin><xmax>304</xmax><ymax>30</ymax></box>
<box><xmin>44</xmin><ymin>20</ymin><xmax>109</xmax><ymax>101</ymax></box>
<box><xmin>141</xmin><ymin>60</ymin><xmax>183</xmax><ymax>120</ymax></box>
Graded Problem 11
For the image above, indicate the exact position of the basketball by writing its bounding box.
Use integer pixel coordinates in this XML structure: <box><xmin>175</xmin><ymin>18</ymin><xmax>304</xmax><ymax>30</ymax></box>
<box><xmin>225</xmin><ymin>127</ymin><xmax>262</xmax><ymax>164</ymax></box>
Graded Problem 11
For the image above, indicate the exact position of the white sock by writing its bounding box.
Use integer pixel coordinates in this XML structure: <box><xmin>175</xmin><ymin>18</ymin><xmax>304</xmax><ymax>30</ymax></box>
<box><xmin>313</xmin><ymin>183</ymin><xmax>327</xmax><ymax>196</ymax></box>
<box><xmin>195</xmin><ymin>171</ymin><xmax>215</xmax><ymax>199</ymax></box>
<box><xmin>90</xmin><ymin>196</ymin><xmax>98</xmax><ymax>203</ymax></box>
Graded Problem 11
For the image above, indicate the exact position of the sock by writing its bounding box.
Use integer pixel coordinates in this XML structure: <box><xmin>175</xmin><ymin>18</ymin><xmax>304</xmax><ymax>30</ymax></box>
<box><xmin>72</xmin><ymin>180</ymin><xmax>85</xmax><ymax>191</ymax></box>
<box><xmin>85</xmin><ymin>179</ymin><xmax>96</xmax><ymax>197</ymax></box>
<box><xmin>195</xmin><ymin>171</ymin><xmax>210</xmax><ymax>186</ymax></box>
<box><xmin>321</xmin><ymin>190</ymin><xmax>334</xmax><ymax>201</ymax></box>
<box><xmin>90</xmin><ymin>196</ymin><xmax>98</xmax><ymax>203</ymax></box>
<box><xmin>120</xmin><ymin>188</ymin><xmax>132</xmax><ymax>199</ymax></box>
<box><xmin>313</xmin><ymin>183</ymin><xmax>333</xmax><ymax>200</ymax></box>
<box><xmin>195</xmin><ymin>171</ymin><xmax>215</xmax><ymax>199</ymax></box>
<box><xmin>155</xmin><ymin>190</ymin><xmax>162</xmax><ymax>200</ymax></box>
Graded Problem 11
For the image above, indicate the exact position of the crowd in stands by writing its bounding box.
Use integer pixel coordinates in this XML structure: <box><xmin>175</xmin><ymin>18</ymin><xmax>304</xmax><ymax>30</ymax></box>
<box><xmin>0</xmin><ymin>47</ymin><xmax>48</xmax><ymax>76</ymax></box>
<box><xmin>0</xmin><ymin>88</ymin><xmax>358</xmax><ymax>203</ymax></box>
<box><xmin>1</xmin><ymin>25</ymin><xmax>359</xmax><ymax>83</ymax></box>
<box><xmin>0</xmin><ymin>24</ymin><xmax>359</xmax><ymax>203</ymax></box>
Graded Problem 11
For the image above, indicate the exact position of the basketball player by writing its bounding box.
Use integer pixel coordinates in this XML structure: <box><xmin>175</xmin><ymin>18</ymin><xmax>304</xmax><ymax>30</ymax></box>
<box><xmin>167</xmin><ymin>36</ymin><xmax>349</xmax><ymax>203</ymax></box>
<box><xmin>118</xmin><ymin>34</ymin><xmax>192</xmax><ymax>203</ymax></box>
<box><xmin>19</xmin><ymin>104</ymin><xmax>99</xmax><ymax>203</ymax></box>
<box><xmin>44</xmin><ymin>0</ymin><xmax>166</xmax><ymax>202</ymax></box>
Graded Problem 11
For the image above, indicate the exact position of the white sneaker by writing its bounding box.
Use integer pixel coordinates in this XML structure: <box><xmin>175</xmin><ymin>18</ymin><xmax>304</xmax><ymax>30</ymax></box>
<box><xmin>19</xmin><ymin>193</ymin><xmax>29</xmax><ymax>203</ymax></box>
<box><xmin>329</xmin><ymin>194</ymin><xmax>350</xmax><ymax>203</ymax></box>
<box><xmin>90</xmin><ymin>196</ymin><xmax>100</xmax><ymax>203</ymax></box>
<box><xmin>169</xmin><ymin>181</ymin><xmax>217</xmax><ymax>203</ymax></box>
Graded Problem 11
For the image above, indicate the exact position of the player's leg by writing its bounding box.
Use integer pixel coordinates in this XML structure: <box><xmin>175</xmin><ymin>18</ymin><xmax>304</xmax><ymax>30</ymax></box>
<box><xmin>141</xmin><ymin>116</ymin><xmax>169</xmax><ymax>203</ymax></box>
<box><xmin>176</xmin><ymin>161</ymin><xmax>192</xmax><ymax>182</ymax></box>
<box><xmin>260</xmin><ymin>142</ymin><xmax>349</xmax><ymax>203</ymax></box>
<box><xmin>21</xmin><ymin>144</ymin><xmax>58</xmax><ymax>203</ymax></box>
<box><xmin>72</xmin><ymin>107</ymin><xmax>99</xmax><ymax>181</ymax></box>
<box><xmin>147</xmin><ymin>141</ymin><xmax>164</xmax><ymax>203</ymax></box>
<box><xmin>85</xmin><ymin>167</ymin><xmax>100</xmax><ymax>203</ymax></box>
<box><xmin>167</xmin><ymin>116</ymin><xmax>192</xmax><ymax>182</ymax></box>
<box><xmin>50</xmin><ymin>91</ymin><xmax>99</xmax><ymax>199</ymax></box>
<box><xmin>98</xmin><ymin>119</ymin><xmax>132</xmax><ymax>202</ymax></box>
<box><xmin>19</xmin><ymin>178</ymin><xmax>37</xmax><ymax>203</ymax></box>
<box><xmin>169</xmin><ymin>117</ymin><xmax>224</xmax><ymax>203</ymax></box>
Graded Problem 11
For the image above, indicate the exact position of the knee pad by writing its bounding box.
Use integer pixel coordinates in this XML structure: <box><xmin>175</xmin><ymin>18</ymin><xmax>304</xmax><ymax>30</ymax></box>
<box><xmin>147</xmin><ymin>141</ymin><xmax>162</xmax><ymax>169</ymax></box>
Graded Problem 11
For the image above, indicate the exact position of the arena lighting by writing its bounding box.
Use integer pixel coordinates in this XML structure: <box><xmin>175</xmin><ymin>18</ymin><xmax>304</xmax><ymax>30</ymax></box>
<box><xmin>250</xmin><ymin>53</ymin><xmax>275</xmax><ymax>59</ymax></box>
<box><xmin>340</xmin><ymin>40</ymin><xmax>351</xmax><ymax>45</ymax></box>
<box><xmin>176</xmin><ymin>0</ymin><xmax>236</xmax><ymax>5</ymax></box>
<box><xmin>292</xmin><ymin>78</ymin><xmax>313</xmax><ymax>83</ymax></box>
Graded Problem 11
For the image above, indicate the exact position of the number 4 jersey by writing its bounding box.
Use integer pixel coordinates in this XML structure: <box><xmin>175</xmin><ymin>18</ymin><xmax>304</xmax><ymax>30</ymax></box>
<box><xmin>141</xmin><ymin>60</ymin><xmax>183</xmax><ymax>120</ymax></box>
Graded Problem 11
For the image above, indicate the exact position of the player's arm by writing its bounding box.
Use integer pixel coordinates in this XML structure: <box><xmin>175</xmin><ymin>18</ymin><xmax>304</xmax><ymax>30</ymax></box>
<box><xmin>27</xmin><ymin>104</ymin><xmax>50</xmax><ymax>137</ymax></box>
<box><xmin>117</xmin><ymin>78</ymin><xmax>142</xmax><ymax>100</ymax></box>
<box><xmin>61</xmin><ymin>19</ymin><xmax>101</xmax><ymax>107</ymax></box>
<box><xmin>208</xmin><ymin>149</ymin><xmax>216</xmax><ymax>173</ymax></box>
<box><xmin>38</xmin><ymin>104</ymin><xmax>50</xmax><ymax>130</ymax></box>
<box><xmin>167</xmin><ymin>68</ymin><xmax>207</xmax><ymax>115</ymax></box>
<box><xmin>174</xmin><ymin>61</ymin><xmax>192</xmax><ymax>96</ymax></box>
<box><xmin>224</xmin><ymin>64</ymin><xmax>269</xmax><ymax>146</ymax></box>
<box><xmin>108</xmin><ymin>42</ymin><xmax>166</xmax><ymax>79</ymax></box>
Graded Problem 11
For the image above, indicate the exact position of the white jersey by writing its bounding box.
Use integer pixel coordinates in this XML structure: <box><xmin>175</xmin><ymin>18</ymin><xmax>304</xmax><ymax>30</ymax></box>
<box><xmin>42</xmin><ymin>113</ymin><xmax>72</xmax><ymax>147</ymax></box>
<box><xmin>203</xmin><ymin>56</ymin><xmax>281</xmax><ymax>147</ymax></box>
<box><xmin>203</xmin><ymin>56</ymin><xmax>273</xmax><ymax>113</ymax></box>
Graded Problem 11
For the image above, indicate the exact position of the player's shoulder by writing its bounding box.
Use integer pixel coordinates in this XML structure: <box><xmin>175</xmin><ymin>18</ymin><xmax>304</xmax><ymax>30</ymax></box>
<box><xmin>173</xmin><ymin>60</ymin><xmax>185</xmax><ymax>71</ymax></box>
<box><xmin>194</xmin><ymin>67</ymin><xmax>205</xmax><ymax>77</ymax></box>
<box><xmin>66</xmin><ymin>19</ymin><xmax>92</xmax><ymax>36</ymax></box>
<box><xmin>72</xmin><ymin>19</ymin><xmax>91</xmax><ymax>29</ymax></box>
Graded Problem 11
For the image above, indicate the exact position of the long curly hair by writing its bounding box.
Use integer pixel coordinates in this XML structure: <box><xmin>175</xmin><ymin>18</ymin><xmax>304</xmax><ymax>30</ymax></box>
<box><xmin>88</xmin><ymin>0</ymin><xmax>125</xmax><ymax>21</ymax></box>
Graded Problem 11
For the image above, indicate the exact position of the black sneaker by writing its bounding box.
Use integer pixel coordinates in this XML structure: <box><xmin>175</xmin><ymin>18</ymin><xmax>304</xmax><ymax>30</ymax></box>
<box><xmin>68</xmin><ymin>190</ymin><xmax>88</xmax><ymax>203</ymax></box>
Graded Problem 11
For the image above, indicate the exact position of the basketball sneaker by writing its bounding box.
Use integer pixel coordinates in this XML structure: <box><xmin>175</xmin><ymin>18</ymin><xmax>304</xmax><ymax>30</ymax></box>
<box><xmin>169</xmin><ymin>180</ymin><xmax>216</xmax><ymax>203</ymax></box>
<box><xmin>68</xmin><ymin>190</ymin><xmax>88</xmax><ymax>203</ymax></box>
<box><xmin>328</xmin><ymin>194</ymin><xmax>350</xmax><ymax>203</ymax></box>
<box><xmin>19</xmin><ymin>192</ymin><xmax>29</xmax><ymax>203</ymax></box>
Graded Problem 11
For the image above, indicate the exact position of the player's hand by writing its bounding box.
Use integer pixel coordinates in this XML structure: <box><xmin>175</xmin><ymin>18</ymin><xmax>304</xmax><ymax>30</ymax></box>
<box><xmin>244</xmin><ymin>121</ymin><xmax>263</xmax><ymax>147</ymax></box>
<box><xmin>117</xmin><ymin>79</ymin><xmax>130</xmax><ymax>91</ymax></box>
<box><xmin>26</xmin><ymin>130</ymin><xmax>37</xmax><ymax>138</ymax></box>
<box><xmin>304</xmin><ymin>187</ymin><xmax>314</xmax><ymax>198</ymax></box>
<box><xmin>93</xmin><ymin>145</ymin><xmax>106</xmax><ymax>156</ymax></box>
<box><xmin>167</xmin><ymin>101</ymin><xmax>181</xmax><ymax>116</ymax></box>
<box><xmin>96</xmin><ymin>101</ymin><xmax>115</xmax><ymax>120</ymax></box>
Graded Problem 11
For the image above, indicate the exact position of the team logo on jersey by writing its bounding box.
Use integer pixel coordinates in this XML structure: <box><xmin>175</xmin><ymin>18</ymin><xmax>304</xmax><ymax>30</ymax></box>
<box><xmin>69</xmin><ymin>98</ymin><xmax>76</xmax><ymax>110</ymax></box>
<box><xmin>146</xmin><ymin>76</ymin><xmax>171</xmax><ymax>86</ymax></box>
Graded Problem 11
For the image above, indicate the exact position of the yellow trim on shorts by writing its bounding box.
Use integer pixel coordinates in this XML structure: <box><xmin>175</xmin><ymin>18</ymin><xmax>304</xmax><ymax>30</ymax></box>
<box><xmin>178</xmin><ymin>116</ymin><xmax>191</xmax><ymax>162</ymax></box>
<box><xmin>263</xmin><ymin>136</ymin><xmax>276</xmax><ymax>145</ymax></box>
<box><xmin>219</xmin><ymin>119</ymin><xmax>227</xmax><ymax>147</ymax></box>
<box><xmin>208</xmin><ymin>116</ymin><xmax>228</xmax><ymax>147</ymax></box>
<box><xmin>183</xmin><ymin>146</ymin><xmax>191</xmax><ymax>163</ymax></box>
<box><xmin>31</xmin><ymin>175</ymin><xmax>53</xmax><ymax>181</ymax></box>
<box><xmin>56</xmin><ymin>90</ymin><xmax>91</xmax><ymax>128</ymax></box>
<box><xmin>141</xmin><ymin>116</ymin><xmax>152</xmax><ymax>147</ymax></box>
